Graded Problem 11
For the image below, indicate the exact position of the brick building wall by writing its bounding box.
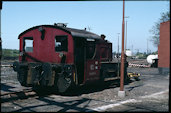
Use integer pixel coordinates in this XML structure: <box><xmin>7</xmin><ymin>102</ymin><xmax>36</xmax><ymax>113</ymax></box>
<box><xmin>158</xmin><ymin>21</ymin><xmax>170</xmax><ymax>74</ymax></box>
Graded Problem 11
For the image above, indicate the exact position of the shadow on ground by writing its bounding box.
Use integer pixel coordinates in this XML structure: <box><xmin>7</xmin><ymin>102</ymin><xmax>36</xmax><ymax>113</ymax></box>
<box><xmin>33</xmin><ymin>79</ymin><xmax>133</xmax><ymax>97</ymax></box>
<box><xmin>11</xmin><ymin>96</ymin><xmax>96</xmax><ymax>112</ymax></box>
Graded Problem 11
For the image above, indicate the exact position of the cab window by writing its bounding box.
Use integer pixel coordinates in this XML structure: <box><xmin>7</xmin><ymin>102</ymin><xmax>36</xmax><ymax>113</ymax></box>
<box><xmin>86</xmin><ymin>39</ymin><xmax>96</xmax><ymax>59</ymax></box>
<box><xmin>55</xmin><ymin>35</ymin><xmax>68</xmax><ymax>52</ymax></box>
<box><xmin>23</xmin><ymin>37</ymin><xmax>33</xmax><ymax>52</ymax></box>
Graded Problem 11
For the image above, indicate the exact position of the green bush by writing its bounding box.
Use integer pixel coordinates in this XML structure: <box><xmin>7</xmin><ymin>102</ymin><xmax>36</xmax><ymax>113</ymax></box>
<box><xmin>2</xmin><ymin>49</ymin><xmax>19</xmax><ymax>59</ymax></box>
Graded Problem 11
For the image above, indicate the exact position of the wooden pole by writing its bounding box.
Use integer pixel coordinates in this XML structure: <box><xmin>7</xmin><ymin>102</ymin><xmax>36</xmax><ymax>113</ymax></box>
<box><xmin>120</xmin><ymin>0</ymin><xmax>125</xmax><ymax>91</ymax></box>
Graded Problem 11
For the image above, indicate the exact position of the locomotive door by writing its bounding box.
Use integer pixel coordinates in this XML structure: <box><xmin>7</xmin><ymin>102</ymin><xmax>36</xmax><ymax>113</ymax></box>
<box><xmin>74</xmin><ymin>38</ymin><xmax>100</xmax><ymax>84</ymax></box>
<box><xmin>85</xmin><ymin>39</ymin><xmax>100</xmax><ymax>82</ymax></box>
<box><xmin>74</xmin><ymin>38</ymin><xmax>86</xmax><ymax>84</ymax></box>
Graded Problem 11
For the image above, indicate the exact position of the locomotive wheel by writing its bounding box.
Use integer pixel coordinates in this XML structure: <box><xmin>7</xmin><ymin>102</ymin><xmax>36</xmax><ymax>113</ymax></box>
<box><xmin>17</xmin><ymin>68</ymin><xmax>27</xmax><ymax>86</ymax></box>
<box><xmin>13</xmin><ymin>61</ymin><xmax>19</xmax><ymax>72</ymax></box>
<box><xmin>57</xmin><ymin>75</ymin><xmax>72</xmax><ymax>93</ymax></box>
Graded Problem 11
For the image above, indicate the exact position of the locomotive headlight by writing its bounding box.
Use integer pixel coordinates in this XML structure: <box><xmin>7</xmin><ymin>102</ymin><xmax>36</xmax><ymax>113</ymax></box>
<box><xmin>64</xmin><ymin>65</ymin><xmax>72</xmax><ymax>72</ymax></box>
<box><xmin>69</xmin><ymin>73</ymin><xmax>72</xmax><ymax>76</ymax></box>
<box><xmin>67</xmin><ymin>66</ymin><xmax>72</xmax><ymax>72</ymax></box>
<box><xmin>68</xmin><ymin>66</ymin><xmax>71</xmax><ymax>70</ymax></box>
<box><xmin>95</xmin><ymin>61</ymin><xmax>98</xmax><ymax>65</ymax></box>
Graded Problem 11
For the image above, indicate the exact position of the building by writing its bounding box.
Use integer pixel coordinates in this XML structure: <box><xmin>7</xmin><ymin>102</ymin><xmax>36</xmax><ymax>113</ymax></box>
<box><xmin>158</xmin><ymin>20</ymin><xmax>170</xmax><ymax>74</ymax></box>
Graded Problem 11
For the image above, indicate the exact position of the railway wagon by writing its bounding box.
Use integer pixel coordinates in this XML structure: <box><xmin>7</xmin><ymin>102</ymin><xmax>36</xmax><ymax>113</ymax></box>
<box><xmin>13</xmin><ymin>23</ymin><xmax>128</xmax><ymax>93</ymax></box>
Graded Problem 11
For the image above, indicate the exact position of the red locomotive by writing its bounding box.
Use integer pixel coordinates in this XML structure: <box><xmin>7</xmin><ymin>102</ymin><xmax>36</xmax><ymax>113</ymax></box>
<box><xmin>13</xmin><ymin>23</ymin><xmax>128</xmax><ymax>93</ymax></box>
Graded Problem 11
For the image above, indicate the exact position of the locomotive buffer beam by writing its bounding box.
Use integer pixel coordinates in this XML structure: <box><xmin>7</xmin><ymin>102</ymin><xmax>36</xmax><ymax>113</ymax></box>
<box><xmin>103</xmin><ymin>69</ymin><xmax>120</xmax><ymax>81</ymax></box>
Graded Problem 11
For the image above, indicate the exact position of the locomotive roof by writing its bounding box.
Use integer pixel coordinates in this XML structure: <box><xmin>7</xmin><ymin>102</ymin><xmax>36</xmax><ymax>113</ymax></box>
<box><xmin>18</xmin><ymin>25</ymin><xmax>101</xmax><ymax>40</ymax></box>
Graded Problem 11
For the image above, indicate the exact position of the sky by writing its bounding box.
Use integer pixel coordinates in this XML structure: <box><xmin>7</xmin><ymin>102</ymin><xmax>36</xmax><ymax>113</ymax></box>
<box><xmin>1</xmin><ymin>1</ymin><xmax>170</xmax><ymax>53</ymax></box>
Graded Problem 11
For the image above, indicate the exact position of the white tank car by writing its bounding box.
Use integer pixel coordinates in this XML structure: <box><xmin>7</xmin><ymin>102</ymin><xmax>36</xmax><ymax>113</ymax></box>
<box><xmin>147</xmin><ymin>54</ymin><xmax>158</xmax><ymax>64</ymax></box>
<box><xmin>125</xmin><ymin>50</ymin><xmax>132</xmax><ymax>57</ymax></box>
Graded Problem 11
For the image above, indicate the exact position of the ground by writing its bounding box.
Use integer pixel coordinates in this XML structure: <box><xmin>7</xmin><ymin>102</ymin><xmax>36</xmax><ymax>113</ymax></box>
<box><xmin>0</xmin><ymin>59</ymin><xmax>170</xmax><ymax>112</ymax></box>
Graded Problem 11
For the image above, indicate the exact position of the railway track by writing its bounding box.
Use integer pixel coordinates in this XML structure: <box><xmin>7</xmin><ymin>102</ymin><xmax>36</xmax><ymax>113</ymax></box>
<box><xmin>1</xmin><ymin>64</ymin><xmax>13</xmax><ymax>67</ymax></box>
<box><xmin>1</xmin><ymin>63</ymin><xmax>151</xmax><ymax>68</ymax></box>
<box><xmin>0</xmin><ymin>60</ymin><xmax>149</xmax><ymax>104</ymax></box>
<box><xmin>1</xmin><ymin>89</ymin><xmax>37</xmax><ymax>103</ymax></box>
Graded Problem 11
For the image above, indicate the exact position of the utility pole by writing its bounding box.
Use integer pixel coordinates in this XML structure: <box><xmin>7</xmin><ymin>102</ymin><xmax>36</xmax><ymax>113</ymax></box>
<box><xmin>118</xmin><ymin>0</ymin><xmax>125</xmax><ymax>98</ymax></box>
<box><xmin>117</xmin><ymin>33</ymin><xmax>120</xmax><ymax>77</ymax></box>
<box><xmin>117</xmin><ymin>33</ymin><xmax>120</xmax><ymax>58</ymax></box>
<box><xmin>132</xmin><ymin>44</ymin><xmax>133</xmax><ymax>55</ymax></box>
<box><xmin>0</xmin><ymin>1</ymin><xmax>2</xmax><ymax>76</ymax></box>
<box><xmin>124</xmin><ymin>16</ymin><xmax>129</xmax><ymax>53</ymax></box>
<box><xmin>147</xmin><ymin>39</ymin><xmax>148</xmax><ymax>54</ymax></box>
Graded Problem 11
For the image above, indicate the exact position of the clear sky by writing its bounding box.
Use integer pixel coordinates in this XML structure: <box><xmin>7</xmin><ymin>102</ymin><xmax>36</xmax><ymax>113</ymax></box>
<box><xmin>1</xmin><ymin>1</ymin><xmax>170</xmax><ymax>53</ymax></box>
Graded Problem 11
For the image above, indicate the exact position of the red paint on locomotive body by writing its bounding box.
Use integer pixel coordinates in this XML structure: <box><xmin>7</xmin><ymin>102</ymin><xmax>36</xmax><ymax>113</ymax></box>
<box><xmin>85</xmin><ymin>60</ymin><xmax>100</xmax><ymax>82</ymax></box>
<box><xmin>19</xmin><ymin>26</ymin><xmax>74</xmax><ymax>64</ymax></box>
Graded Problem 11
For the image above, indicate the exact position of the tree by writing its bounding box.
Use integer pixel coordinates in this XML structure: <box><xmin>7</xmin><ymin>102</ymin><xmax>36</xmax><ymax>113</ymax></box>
<box><xmin>149</xmin><ymin>11</ymin><xmax>170</xmax><ymax>48</ymax></box>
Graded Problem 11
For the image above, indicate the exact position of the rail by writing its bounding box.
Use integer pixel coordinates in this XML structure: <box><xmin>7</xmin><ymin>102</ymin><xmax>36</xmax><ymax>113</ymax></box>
<box><xmin>1</xmin><ymin>89</ymin><xmax>37</xmax><ymax>103</ymax></box>
<box><xmin>1</xmin><ymin>64</ymin><xmax>13</xmax><ymax>67</ymax></box>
